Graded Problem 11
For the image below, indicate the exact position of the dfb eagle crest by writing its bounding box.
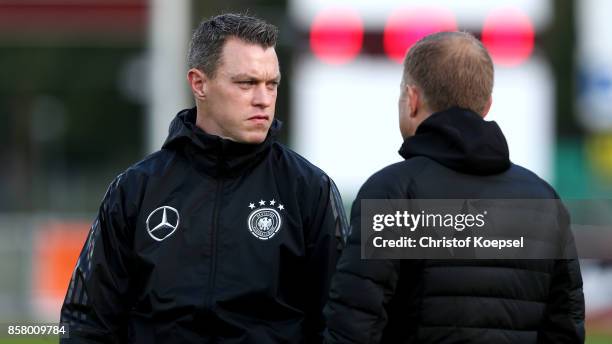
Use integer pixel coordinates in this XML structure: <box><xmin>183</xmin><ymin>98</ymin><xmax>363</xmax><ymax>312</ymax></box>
<box><xmin>247</xmin><ymin>199</ymin><xmax>284</xmax><ymax>240</ymax></box>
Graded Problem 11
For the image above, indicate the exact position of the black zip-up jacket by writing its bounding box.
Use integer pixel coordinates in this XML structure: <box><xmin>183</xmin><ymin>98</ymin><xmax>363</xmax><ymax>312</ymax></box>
<box><xmin>61</xmin><ymin>108</ymin><xmax>349</xmax><ymax>343</ymax></box>
<box><xmin>324</xmin><ymin>107</ymin><xmax>585</xmax><ymax>343</ymax></box>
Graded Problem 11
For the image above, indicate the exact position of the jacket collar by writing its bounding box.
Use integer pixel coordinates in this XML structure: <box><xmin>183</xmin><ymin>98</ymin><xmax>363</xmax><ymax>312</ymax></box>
<box><xmin>162</xmin><ymin>108</ymin><xmax>280</xmax><ymax>177</ymax></box>
<box><xmin>399</xmin><ymin>107</ymin><xmax>511</xmax><ymax>175</ymax></box>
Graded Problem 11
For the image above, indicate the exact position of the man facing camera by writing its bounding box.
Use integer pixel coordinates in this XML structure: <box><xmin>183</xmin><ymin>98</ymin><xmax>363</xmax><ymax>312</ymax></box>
<box><xmin>324</xmin><ymin>32</ymin><xmax>584</xmax><ymax>343</ymax></box>
<box><xmin>61</xmin><ymin>13</ymin><xmax>348</xmax><ymax>343</ymax></box>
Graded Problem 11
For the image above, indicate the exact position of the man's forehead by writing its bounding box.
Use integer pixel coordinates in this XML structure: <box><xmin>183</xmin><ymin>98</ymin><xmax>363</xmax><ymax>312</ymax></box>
<box><xmin>218</xmin><ymin>38</ymin><xmax>279</xmax><ymax>76</ymax></box>
<box><xmin>218</xmin><ymin>61</ymin><xmax>280</xmax><ymax>82</ymax></box>
<box><xmin>229</xmin><ymin>71</ymin><xmax>281</xmax><ymax>81</ymax></box>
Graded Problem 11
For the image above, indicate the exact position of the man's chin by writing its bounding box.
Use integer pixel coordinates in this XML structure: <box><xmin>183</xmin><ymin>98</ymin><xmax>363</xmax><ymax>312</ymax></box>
<box><xmin>239</xmin><ymin>131</ymin><xmax>268</xmax><ymax>144</ymax></box>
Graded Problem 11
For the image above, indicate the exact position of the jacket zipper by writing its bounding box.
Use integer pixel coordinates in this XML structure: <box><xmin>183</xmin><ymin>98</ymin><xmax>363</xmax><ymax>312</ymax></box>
<box><xmin>208</xmin><ymin>175</ymin><xmax>224</xmax><ymax>309</ymax></box>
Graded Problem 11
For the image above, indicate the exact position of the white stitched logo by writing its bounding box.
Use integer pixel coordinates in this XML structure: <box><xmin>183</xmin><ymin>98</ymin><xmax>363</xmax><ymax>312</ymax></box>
<box><xmin>247</xmin><ymin>199</ymin><xmax>284</xmax><ymax>240</ymax></box>
<box><xmin>146</xmin><ymin>206</ymin><xmax>180</xmax><ymax>241</ymax></box>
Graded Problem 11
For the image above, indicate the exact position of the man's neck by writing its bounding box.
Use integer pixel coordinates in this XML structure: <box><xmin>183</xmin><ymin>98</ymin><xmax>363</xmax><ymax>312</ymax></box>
<box><xmin>195</xmin><ymin>109</ymin><xmax>233</xmax><ymax>140</ymax></box>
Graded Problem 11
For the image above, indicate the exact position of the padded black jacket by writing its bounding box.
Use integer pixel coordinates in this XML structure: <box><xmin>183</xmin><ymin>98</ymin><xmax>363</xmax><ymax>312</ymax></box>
<box><xmin>61</xmin><ymin>108</ymin><xmax>348</xmax><ymax>343</ymax></box>
<box><xmin>324</xmin><ymin>108</ymin><xmax>584</xmax><ymax>343</ymax></box>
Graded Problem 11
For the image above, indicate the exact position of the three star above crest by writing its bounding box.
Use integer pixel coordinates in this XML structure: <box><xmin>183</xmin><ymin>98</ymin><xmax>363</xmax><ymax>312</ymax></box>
<box><xmin>248</xmin><ymin>199</ymin><xmax>285</xmax><ymax>211</ymax></box>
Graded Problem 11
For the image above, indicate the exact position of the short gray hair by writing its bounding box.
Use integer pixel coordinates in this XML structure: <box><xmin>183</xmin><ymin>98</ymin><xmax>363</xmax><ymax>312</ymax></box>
<box><xmin>402</xmin><ymin>31</ymin><xmax>494</xmax><ymax>115</ymax></box>
<box><xmin>188</xmin><ymin>13</ymin><xmax>278</xmax><ymax>77</ymax></box>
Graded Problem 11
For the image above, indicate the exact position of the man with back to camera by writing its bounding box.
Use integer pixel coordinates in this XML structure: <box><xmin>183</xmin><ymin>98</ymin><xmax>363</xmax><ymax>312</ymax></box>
<box><xmin>60</xmin><ymin>13</ymin><xmax>348</xmax><ymax>343</ymax></box>
<box><xmin>323</xmin><ymin>32</ymin><xmax>585</xmax><ymax>343</ymax></box>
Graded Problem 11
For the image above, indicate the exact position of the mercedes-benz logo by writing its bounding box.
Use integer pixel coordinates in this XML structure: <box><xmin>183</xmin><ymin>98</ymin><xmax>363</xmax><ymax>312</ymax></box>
<box><xmin>146</xmin><ymin>206</ymin><xmax>180</xmax><ymax>241</ymax></box>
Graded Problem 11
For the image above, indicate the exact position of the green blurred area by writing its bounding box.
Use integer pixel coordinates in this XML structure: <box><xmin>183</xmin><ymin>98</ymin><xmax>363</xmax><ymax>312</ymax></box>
<box><xmin>555</xmin><ymin>137</ymin><xmax>612</xmax><ymax>198</ymax></box>
<box><xmin>0</xmin><ymin>338</ymin><xmax>58</xmax><ymax>343</ymax></box>
<box><xmin>588</xmin><ymin>333</ymin><xmax>612</xmax><ymax>344</ymax></box>
<box><xmin>0</xmin><ymin>45</ymin><xmax>145</xmax><ymax>213</ymax></box>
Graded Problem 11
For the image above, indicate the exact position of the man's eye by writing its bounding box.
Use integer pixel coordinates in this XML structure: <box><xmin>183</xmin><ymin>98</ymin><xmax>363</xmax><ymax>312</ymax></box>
<box><xmin>237</xmin><ymin>81</ymin><xmax>256</xmax><ymax>86</ymax></box>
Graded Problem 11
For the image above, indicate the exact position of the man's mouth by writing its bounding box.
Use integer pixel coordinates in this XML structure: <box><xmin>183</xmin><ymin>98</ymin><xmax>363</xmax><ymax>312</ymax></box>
<box><xmin>248</xmin><ymin>115</ymin><xmax>269</xmax><ymax>122</ymax></box>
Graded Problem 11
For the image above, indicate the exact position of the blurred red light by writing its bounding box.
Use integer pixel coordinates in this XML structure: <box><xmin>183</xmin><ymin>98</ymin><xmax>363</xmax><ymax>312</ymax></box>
<box><xmin>384</xmin><ymin>7</ymin><xmax>457</xmax><ymax>63</ymax></box>
<box><xmin>481</xmin><ymin>8</ymin><xmax>535</xmax><ymax>67</ymax></box>
<box><xmin>310</xmin><ymin>8</ymin><xmax>364</xmax><ymax>65</ymax></box>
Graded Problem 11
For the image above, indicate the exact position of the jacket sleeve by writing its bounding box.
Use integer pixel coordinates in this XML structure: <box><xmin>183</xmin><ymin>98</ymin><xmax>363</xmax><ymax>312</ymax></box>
<box><xmin>60</xmin><ymin>175</ymin><xmax>134</xmax><ymax>343</ymax></box>
<box><xmin>537</xmin><ymin>258</ymin><xmax>585</xmax><ymax>343</ymax></box>
<box><xmin>323</xmin><ymin>190</ymin><xmax>401</xmax><ymax>344</ymax></box>
<box><xmin>538</xmin><ymin>202</ymin><xmax>585</xmax><ymax>343</ymax></box>
<box><xmin>302</xmin><ymin>174</ymin><xmax>350</xmax><ymax>343</ymax></box>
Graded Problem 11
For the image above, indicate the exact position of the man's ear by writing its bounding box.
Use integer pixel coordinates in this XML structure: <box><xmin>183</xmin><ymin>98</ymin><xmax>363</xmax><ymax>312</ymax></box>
<box><xmin>407</xmin><ymin>85</ymin><xmax>421</xmax><ymax>118</ymax></box>
<box><xmin>187</xmin><ymin>68</ymin><xmax>207</xmax><ymax>100</ymax></box>
<box><xmin>482</xmin><ymin>96</ymin><xmax>493</xmax><ymax>118</ymax></box>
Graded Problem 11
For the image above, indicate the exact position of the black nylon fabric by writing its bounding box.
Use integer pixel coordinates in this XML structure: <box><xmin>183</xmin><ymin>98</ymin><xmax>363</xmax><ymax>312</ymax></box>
<box><xmin>61</xmin><ymin>108</ymin><xmax>349</xmax><ymax>343</ymax></box>
<box><xmin>162</xmin><ymin>109</ymin><xmax>281</xmax><ymax>177</ymax></box>
<box><xmin>324</xmin><ymin>107</ymin><xmax>585</xmax><ymax>344</ymax></box>
<box><xmin>399</xmin><ymin>107</ymin><xmax>511</xmax><ymax>175</ymax></box>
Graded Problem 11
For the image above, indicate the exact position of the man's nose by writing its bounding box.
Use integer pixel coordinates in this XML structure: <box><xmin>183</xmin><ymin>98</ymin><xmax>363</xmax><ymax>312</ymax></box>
<box><xmin>252</xmin><ymin>84</ymin><xmax>274</xmax><ymax>108</ymax></box>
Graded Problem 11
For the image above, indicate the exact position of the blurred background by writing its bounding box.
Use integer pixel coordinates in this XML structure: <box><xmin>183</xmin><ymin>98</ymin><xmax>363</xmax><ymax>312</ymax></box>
<box><xmin>0</xmin><ymin>0</ymin><xmax>611</xmax><ymax>342</ymax></box>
